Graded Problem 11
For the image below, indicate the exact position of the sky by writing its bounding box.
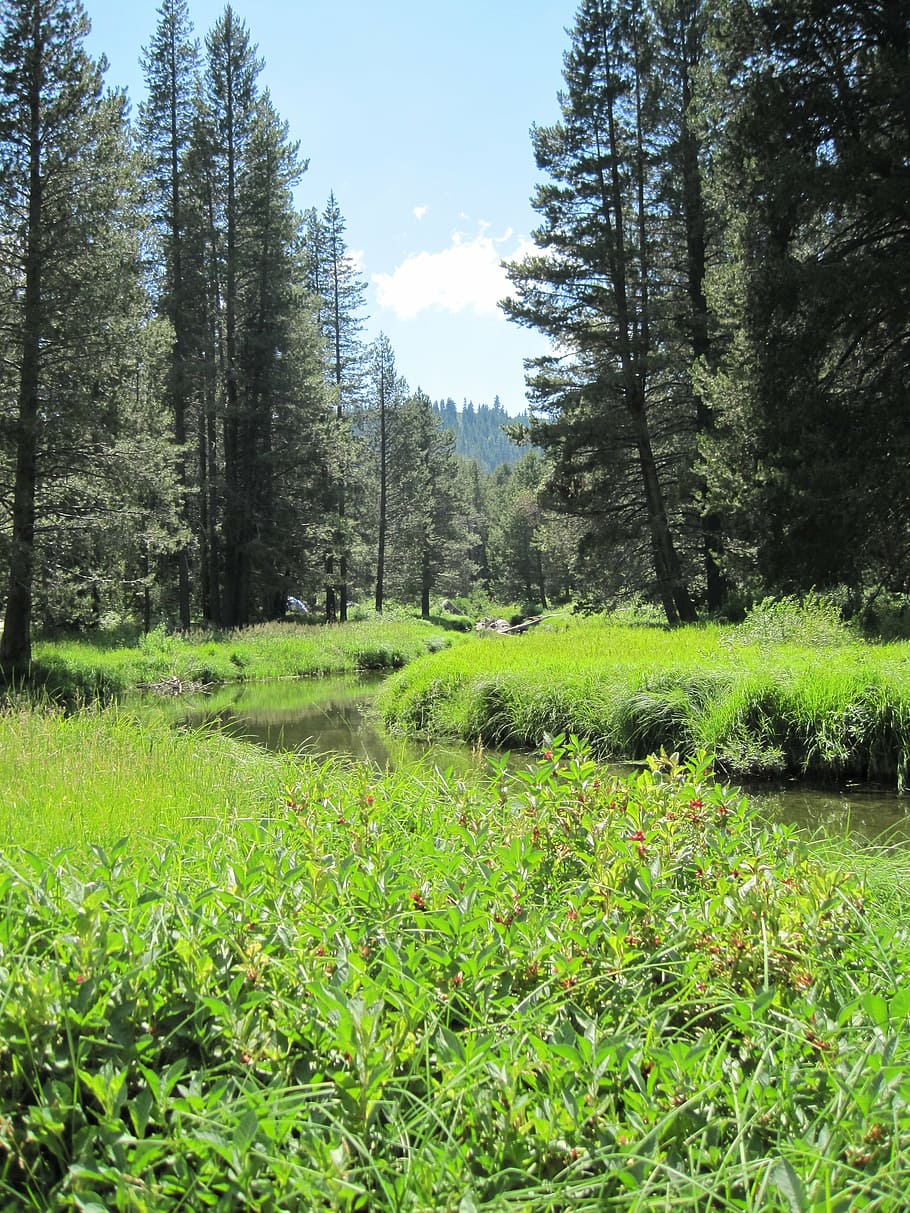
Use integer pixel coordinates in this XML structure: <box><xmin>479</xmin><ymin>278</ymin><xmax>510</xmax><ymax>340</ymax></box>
<box><xmin>84</xmin><ymin>0</ymin><xmax>574</xmax><ymax>415</ymax></box>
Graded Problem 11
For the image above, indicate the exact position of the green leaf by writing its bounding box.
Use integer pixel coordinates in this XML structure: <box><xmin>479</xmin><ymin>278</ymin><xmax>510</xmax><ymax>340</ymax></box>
<box><xmin>233</xmin><ymin>1108</ymin><xmax>259</xmax><ymax>1153</ymax></box>
<box><xmin>770</xmin><ymin>1158</ymin><xmax>807</xmax><ymax>1213</ymax></box>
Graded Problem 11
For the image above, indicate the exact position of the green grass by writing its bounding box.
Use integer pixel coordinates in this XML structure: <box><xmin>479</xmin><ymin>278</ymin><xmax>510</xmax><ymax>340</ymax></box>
<box><xmin>23</xmin><ymin>617</ymin><xmax>459</xmax><ymax>700</ymax></box>
<box><xmin>377</xmin><ymin>613</ymin><xmax>910</xmax><ymax>787</ymax></box>
<box><xmin>0</xmin><ymin>704</ymin><xmax>293</xmax><ymax>853</ymax></box>
<box><xmin>1</xmin><ymin>712</ymin><xmax>908</xmax><ymax>1210</ymax></box>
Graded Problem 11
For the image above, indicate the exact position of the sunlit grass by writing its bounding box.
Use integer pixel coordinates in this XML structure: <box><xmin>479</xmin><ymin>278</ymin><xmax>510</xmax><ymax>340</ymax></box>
<box><xmin>1</xmin><ymin>719</ymin><xmax>908</xmax><ymax>1209</ymax></box>
<box><xmin>0</xmin><ymin>705</ymin><xmax>293</xmax><ymax>852</ymax></box>
<box><xmin>25</xmin><ymin>617</ymin><xmax>460</xmax><ymax>699</ymax></box>
<box><xmin>379</xmin><ymin>614</ymin><xmax>910</xmax><ymax>786</ymax></box>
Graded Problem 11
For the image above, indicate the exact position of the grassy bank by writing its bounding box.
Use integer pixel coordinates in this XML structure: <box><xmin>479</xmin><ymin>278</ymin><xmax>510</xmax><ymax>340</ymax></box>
<box><xmin>1</xmin><ymin>711</ymin><xmax>908</xmax><ymax>1209</ymax></box>
<box><xmin>378</xmin><ymin>611</ymin><xmax>910</xmax><ymax>787</ymax></box>
<box><xmin>23</xmin><ymin>617</ymin><xmax>458</xmax><ymax>700</ymax></box>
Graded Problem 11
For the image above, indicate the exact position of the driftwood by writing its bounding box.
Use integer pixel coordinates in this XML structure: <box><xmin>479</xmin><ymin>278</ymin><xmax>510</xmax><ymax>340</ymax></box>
<box><xmin>475</xmin><ymin>614</ymin><xmax>557</xmax><ymax>635</ymax></box>
<box><xmin>138</xmin><ymin>675</ymin><xmax>213</xmax><ymax>696</ymax></box>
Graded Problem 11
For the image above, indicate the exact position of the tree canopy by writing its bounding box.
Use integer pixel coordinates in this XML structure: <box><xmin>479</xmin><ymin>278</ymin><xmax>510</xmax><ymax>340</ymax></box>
<box><xmin>0</xmin><ymin>0</ymin><xmax>907</xmax><ymax>658</ymax></box>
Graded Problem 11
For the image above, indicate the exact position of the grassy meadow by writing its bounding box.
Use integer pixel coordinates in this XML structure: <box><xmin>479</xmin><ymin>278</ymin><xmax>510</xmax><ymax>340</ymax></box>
<box><xmin>379</xmin><ymin>604</ymin><xmax>910</xmax><ymax>787</ymax></box>
<box><xmin>26</xmin><ymin>616</ymin><xmax>461</xmax><ymax>700</ymax></box>
<box><xmin>3</xmin><ymin>601</ymin><xmax>910</xmax><ymax>1208</ymax></box>
<box><xmin>2</xmin><ymin>712</ymin><xmax>909</xmax><ymax>1210</ymax></box>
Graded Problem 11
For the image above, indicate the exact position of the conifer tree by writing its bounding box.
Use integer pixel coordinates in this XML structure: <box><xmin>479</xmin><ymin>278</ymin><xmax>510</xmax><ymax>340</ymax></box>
<box><xmin>387</xmin><ymin>390</ymin><xmax>475</xmax><ymax>617</ymax></box>
<box><xmin>505</xmin><ymin>0</ymin><xmax>702</xmax><ymax>622</ymax></box>
<box><xmin>0</xmin><ymin>0</ymin><xmax>142</xmax><ymax>668</ymax></box>
<box><xmin>366</xmin><ymin>333</ymin><xmax>407</xmax><ymax>614</ymax></box>
<box><xmin>703</xmin><ymin>0</ymin><xmax>910</xmax><ymax>598</ymax></box>
<box><xmin>304</xmin><ymin>193</ymin><xmax>367</xmax><ymax>621</ymax></box>
<box><xmin>139</xmin><ymin>0</ymin><xmax>200</xmax><ymax>628</ymax></box>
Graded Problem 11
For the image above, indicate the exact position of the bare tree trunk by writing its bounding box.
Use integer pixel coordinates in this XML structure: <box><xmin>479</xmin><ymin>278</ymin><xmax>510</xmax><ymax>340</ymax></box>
<box><xmin>1</xmin><ymin>39</ymin><xmax>42</xmax><ymax>673</ymax></box>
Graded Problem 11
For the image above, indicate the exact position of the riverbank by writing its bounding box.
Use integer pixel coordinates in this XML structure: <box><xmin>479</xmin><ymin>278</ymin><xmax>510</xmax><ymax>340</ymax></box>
<box><xmin>2</xmin><ymin>715</ymin><xmax>908</xmax><ymax>1209</ymax></box>
<box><xmin>19</xmin><ymin>616</ymin><xmax>461</xmax><ymax>700</ymax></box>
<box><xmin>379</xmin><ymin>611</ymin><xmax>910</xmax><ymax>788</ymax></box>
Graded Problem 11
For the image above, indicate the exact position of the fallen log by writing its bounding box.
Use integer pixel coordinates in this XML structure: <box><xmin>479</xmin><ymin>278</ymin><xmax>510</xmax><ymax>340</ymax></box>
<box><xmin>475</xmin><ymin>614</ymin><xmax>557</xmax><ymax>635</ymax></box>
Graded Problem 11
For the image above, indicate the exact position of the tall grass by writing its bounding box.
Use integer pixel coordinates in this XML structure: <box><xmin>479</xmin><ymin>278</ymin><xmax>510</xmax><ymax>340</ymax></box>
<box><xmin>0</xmin><ymin>705</ymin><xmax>294</xmax><ymax>853</ymax></box>
<box><xmin>1</xmin><ymin>718</ymin><xmax>908</xmax><ymax>1209</ymax></box>
<box><xmin>378</xmin><ymin>611</ymin><xmax>910</xmax><ymax>787</ymax></box>
<box><xmin>24</xmin><ymin>617</ymin><xmax>458</xmax><ymax>700</ymax></box>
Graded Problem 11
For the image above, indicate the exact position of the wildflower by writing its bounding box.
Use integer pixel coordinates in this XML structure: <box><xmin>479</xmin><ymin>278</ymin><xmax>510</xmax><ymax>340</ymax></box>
<box><xmin>365</xmin><ymin>793</ymin><xmax>375</xmax><ymax>806</ymax></box>
<box><xmin>629</xmin><ymin>829</ymin><xmax>647</xmax><ymax>857</ymax></box>
<box><xmin>689</xmin><ymin>798</ymin><xmax>703</xmax><ymax>810</ymax></box>
<box><xmin>410</xmin><ymin>890</ymin><xmax>428</xmax><ymax>911</ymax></box>
<box><xmin>452</xmin><ymin>972</ymin><xmax>464</xmax><ymax>987</ymax></box>
<box><xmin>544</xmin><ymin>750</ymin><xmax>553</xmax><ymax>761</ymax></box>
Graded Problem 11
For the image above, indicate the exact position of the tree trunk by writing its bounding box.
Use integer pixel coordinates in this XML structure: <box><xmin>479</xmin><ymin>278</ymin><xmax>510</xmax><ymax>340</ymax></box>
<box><xmin>0</xmin><ymin>45</ymin><xmax>42</xmax><ymax>673</ymax></box>
<box><xmin>421</xmin><ymin>545</ymin><xmax>431</xmax><ymax>619</ymax></box>
<box><xmin>375</xmin><ymin>376</ymin><xmax>387</xmax><ymax>613</ymax></box>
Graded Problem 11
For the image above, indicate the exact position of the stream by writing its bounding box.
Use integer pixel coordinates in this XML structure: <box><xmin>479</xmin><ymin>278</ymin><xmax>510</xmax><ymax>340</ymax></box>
<box><xmin>150</xmin><ymin>672</ymin><xmax>909</xmax><ymax>845</ymax></box>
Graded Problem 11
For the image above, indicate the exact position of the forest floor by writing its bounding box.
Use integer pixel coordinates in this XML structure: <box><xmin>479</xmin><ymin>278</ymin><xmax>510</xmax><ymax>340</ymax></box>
<box><xmin>2</xmin><ymin>715</ymin><xmax>908</xmax><ymax>1210</ymax></box>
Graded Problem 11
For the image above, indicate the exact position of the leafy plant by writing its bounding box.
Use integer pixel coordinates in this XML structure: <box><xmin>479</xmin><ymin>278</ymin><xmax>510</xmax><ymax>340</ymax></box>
<box><xmin>1</xmin><ymin>731</ymin><xmax>908</xmax><ymax>1209</ymax></box>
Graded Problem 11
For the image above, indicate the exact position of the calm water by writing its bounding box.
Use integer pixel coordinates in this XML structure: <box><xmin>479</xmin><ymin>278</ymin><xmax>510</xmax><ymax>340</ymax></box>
<box><xmin>152</xmin><ymin>674</ymin><xmax>909</xmax><ymax>844</ymax></box>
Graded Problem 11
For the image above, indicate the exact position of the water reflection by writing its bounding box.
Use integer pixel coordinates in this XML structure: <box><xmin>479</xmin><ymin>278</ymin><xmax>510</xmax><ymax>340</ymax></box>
<box><xmin>146</xmin><ymin>675</ymin><xmax>908</xmax><ymax>843</ymax></box>
<box><xmin>748</xmin><ymin>781</ymin><xmax>910</xmax><ymax>847</ymax></box>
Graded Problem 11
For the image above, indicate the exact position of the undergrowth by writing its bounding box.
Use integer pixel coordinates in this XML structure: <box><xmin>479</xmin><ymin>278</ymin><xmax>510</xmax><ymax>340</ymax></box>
<box><xmin>1</xmin><ymin>726</ymin><xmax>908</xmax><ymax>1210</ymax></box>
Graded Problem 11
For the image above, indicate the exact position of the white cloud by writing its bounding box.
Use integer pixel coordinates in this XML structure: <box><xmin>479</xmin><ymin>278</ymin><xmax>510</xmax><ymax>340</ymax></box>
<box><xmin>413</xmin><ymin>205</ymin><xmax>428</xmax><ymax>221</ymax></box>
<box><xmin>373</xmin><ymin>228</ymin><xmax>535</xmax><ymax>320</ymax></box>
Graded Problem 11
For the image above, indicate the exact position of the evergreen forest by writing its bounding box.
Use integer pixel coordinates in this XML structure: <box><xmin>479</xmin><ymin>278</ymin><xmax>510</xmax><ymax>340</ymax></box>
<box><xmin>0</xmin><ymin>0</ymin><xmax>907</xmax><ymax>669</ymax></box>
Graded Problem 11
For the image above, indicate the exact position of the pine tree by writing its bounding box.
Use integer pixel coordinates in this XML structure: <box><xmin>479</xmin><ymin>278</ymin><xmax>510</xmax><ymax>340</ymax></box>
<box><xmin>139</xmin><ymin>0</ymin><xmax>200</xmax><ymax>628</ymax></box>
<box><xmin>703</xmin><ymin>0</ymin><xmax>910</xmax><ymax>597</ymax></box>
<box><xmin>366</xmin><ymin>333</ymin><xmax>407</xmax><ymax>614</ymax></box>
<box><xmin>504</xmin><ymin>0</ymin><xmax>702</xmax><ymax>622</ymax></box>
<box><xmin>0</xmin><ymin>0</ymin><xmax>142</xmax><ymax>668</ymax></box>
<box><xmin>202</xmin><ymin>5</ymin><xmax>262</xmax><ymax>626</ymax></box>
<box><xmin>304</xmin><ymin>193</ymin><xmax>367</xmax><ymax>622</ymax></box>
<box><xmin>387</xmin><ymin>390</ymin><xmax>475</xmax><ymax>617</ymax></box>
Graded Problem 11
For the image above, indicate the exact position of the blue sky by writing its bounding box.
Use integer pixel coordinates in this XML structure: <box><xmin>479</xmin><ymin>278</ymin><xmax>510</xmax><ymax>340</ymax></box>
<box><xmin>85</xmin><ymin>0</ymin><xmax>572</xmax><ymax>414</ymax></box>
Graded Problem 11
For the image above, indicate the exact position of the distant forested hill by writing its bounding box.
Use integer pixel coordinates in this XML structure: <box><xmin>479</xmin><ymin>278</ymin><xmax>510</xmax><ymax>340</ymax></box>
<box><xmin>433</xmin><ymin>397</ymin><xmax>530</xmax><ymax>472</ymax></box>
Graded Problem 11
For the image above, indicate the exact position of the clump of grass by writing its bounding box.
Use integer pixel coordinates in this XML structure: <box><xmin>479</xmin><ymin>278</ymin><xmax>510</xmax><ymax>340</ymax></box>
<box><xmin>24</xmin><ymin>617</ymin><xmax>460</xmax><ymax>701</ymax></box>
<box><xmin>0</xmin><ymin>705</ymin><xmax>293</xmax><ymax>852</ymax></box>
<box><xmin>1</xmin><ymin>732</ymin><xmax>907</xmax><ymax>1209</ymax></box>
<box><xmin>379</xmin><ymin>612</ymin><xmax>910</xmax><ymax>787</ymax></box>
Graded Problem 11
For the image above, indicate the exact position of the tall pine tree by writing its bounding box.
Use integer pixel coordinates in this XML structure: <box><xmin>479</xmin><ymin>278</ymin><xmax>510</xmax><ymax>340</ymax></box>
<box><xmin>504</xmin><ymin>0</ymin><xmax>699</xmax><ymax>623</ymax></box>
<box><xmin>139</xmin><ymin>0</ymin><xmax>200</xmax><ymax>628</ymax></box>
<box><xmin>0</xmin><ymin>0</ymin><xmax>142</xmax><ymax>668</ymax></box>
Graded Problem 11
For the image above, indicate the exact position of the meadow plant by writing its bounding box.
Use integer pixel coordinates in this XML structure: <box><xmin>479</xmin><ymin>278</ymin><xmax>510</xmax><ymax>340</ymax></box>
<box><xmin>25</xmin><ymin>618</ymin><xmax>460</xmax><ymax>701</ymax></box>
<box><xmin>1</xmin><ymin>730</ymin><xmax>907</xmax><ymax>1210</ymax></box>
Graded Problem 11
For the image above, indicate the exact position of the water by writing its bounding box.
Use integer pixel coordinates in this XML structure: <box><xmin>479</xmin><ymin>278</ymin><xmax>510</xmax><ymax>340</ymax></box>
<box><xmin>151</xmin><ymin>674</ymin><xmax>909</xmax><ymax>843</ymax></box>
